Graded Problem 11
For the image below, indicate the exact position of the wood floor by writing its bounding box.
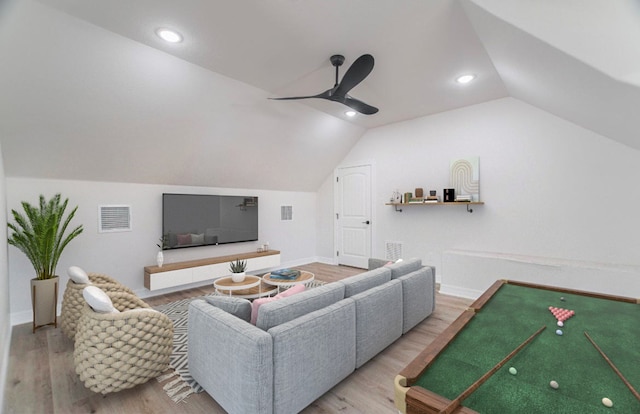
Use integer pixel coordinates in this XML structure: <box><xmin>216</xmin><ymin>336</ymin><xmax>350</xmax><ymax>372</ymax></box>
<box><xmin>3</xmin><ymin>263</ymin><xmax>473</xmax><ymax>414</ymax></box>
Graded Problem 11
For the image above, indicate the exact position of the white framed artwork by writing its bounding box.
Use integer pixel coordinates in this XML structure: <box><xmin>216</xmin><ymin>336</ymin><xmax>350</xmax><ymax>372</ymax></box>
<box><xmin>450</xmin><ymin>157</ymin><xmax>480</xmax><ymax>201</ymax></box>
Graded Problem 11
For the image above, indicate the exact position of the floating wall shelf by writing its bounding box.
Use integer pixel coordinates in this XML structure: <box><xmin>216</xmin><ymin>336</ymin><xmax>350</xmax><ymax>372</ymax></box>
<box><xmin>385</xmin><ymin>201</ymin><xmax>484</xmax><ymax>213</ymax></box>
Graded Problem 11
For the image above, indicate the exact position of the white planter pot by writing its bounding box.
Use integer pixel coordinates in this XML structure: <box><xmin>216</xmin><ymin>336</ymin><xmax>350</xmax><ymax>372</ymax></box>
<box><xmin>231</xmin><ymin>272</ymin><xmax>246</xmax><ymax>283</ymax></box>
<box><xmin>31</xmin><ymin>276</ymin><xmax>59</xmax><ymax>332</ymax></box>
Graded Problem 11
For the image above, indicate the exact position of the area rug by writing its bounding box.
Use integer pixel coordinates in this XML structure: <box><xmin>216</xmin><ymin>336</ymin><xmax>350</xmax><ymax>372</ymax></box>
<box><xmin>154</xmin><ymin>279</ymin><xmax>327</xmax><ymax>403</ymax></box>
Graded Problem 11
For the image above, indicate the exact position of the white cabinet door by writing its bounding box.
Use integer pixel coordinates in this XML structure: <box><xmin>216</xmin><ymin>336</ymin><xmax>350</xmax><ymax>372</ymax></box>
<box><xmin>151</xmin><ymin>268</ymin><xmax>192</xmax><ymax>290</ymax></box>
<box><xmin>192</xmin><ymin>263</ymin><xmax>228</xmax><ymax>283</ymax></box>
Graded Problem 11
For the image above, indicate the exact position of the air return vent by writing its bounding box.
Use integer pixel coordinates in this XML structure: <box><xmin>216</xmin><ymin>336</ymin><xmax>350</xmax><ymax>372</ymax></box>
<box><xmin>385</xmin><ymin>241</ymin><xmax>403</xmax><ymax>261</ymax></box>
<box><xmin>281</xmin><ymin>206</ymin><xmax>293</xmax><ymax>221</ymax></box>
<box><xmin>98</xmin><ymin>205</ymin><xmax>131</xmax><ymax>233</ymax></box>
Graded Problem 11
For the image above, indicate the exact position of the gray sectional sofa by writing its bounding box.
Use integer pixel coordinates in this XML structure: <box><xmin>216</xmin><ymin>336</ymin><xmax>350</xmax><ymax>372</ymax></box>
<box><xmin>187</xmin><ymin>258</ymin><xmax>435</xmax><ymax>414</ymax></box>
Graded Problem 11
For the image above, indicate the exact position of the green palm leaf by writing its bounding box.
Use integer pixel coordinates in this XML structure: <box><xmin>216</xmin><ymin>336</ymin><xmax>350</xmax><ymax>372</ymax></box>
<box><xmin>7</xmin><ymin>194</ymin><xmax>84</xmax><ymax>280</ymax></box>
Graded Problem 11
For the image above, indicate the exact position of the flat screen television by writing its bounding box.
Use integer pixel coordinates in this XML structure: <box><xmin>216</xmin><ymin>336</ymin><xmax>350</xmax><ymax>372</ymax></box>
<box><xmin>162</xmin><ymin>193</ymin><xmax>258</xmax><ymax>250</ymax></box>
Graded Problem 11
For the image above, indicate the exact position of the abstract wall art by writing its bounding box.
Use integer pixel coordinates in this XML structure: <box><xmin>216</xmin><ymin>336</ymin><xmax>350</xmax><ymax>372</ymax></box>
<box><xmin>450</xmin><ymin>156</ymin><xmax>480</xmax><ymax>201</ymax></box>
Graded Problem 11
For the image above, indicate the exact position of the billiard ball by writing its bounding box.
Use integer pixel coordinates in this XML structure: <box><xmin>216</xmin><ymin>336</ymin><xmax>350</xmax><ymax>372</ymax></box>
<box><xmin>549</xmin><ymin>380</ymin><xmax>559</xmax><ymax>389</ymax></box>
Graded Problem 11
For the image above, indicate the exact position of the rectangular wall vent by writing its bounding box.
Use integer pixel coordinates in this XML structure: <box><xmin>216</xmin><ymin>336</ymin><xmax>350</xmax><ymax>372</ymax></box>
<box><xmin>281</xmin><ymin>206</ymin><xmax>293</xmax><ymax>221</ymax></box>
<box><xmin>98</xmin><ymin>205</ymin><xmax>132</xmax><ymax>233</ymax></box>
<box><xmin>385</xmin><ymin>241</ymin><xmax>403</xmax><ymax>261</ymax></box>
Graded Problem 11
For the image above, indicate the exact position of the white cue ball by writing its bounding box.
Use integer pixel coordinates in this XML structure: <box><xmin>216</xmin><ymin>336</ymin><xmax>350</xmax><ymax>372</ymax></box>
<box><xmin>557</xmin><ymin>321</ymin><xmax>564</xmax><ymax>327</ymax></box>
<box><xmin>549</xmin><ymin>380</ymin><xmax>559</xmax><ymax>389</ymax></box>
<box><xmin>508</xmin><ymin>367</ymin><xmax>517</xmax><ymax>375</ymax></box>
<box><xmin>602</xmin><ymin>397</ymin><xmax>613</xmax><ymax>407</ymax></box>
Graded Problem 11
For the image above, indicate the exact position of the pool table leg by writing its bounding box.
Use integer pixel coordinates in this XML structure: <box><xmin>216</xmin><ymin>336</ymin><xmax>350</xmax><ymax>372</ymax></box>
<box><xmin>395</xmin><ymin>375</ymin><xmax>409</xmax><ymax>413</ymax></box>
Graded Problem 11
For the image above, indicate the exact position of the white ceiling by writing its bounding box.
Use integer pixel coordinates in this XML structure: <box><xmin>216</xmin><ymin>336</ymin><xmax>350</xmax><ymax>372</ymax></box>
<box><xmin>31</xmin><ymin>0</ymin><xmax>510</xmax><ymax>129</ymax></box>
<box><xmin>0</xmin><ymin>0</ymin><xmax>639</xmax><ymax>191</ymax></box>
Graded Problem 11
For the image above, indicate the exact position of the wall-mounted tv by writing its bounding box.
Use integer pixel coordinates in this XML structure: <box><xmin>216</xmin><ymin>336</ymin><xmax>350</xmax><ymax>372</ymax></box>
<box><xmin>162</xmin><ymin>193</ymin><xmax>258</xmax><ymax>250</ymax></box>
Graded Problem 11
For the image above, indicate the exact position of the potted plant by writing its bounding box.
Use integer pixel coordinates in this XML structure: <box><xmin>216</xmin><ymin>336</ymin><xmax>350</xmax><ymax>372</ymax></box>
<box><xmin>229</xmin><ymin>258</ymin><xmax>247</xmax><ymax>283</ymax></box>
<box><xmin>7</xmin><ymin>194</ymin><xmax>83</xmax><ymax>332</ymax></box>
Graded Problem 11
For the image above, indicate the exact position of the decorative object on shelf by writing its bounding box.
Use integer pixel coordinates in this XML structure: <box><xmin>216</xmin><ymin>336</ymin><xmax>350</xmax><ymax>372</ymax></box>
<box><xmin>450</xmin><ymin>156</ymin><xmax>480</xmax><ymax>202</ymax></box>
<box><xmin>156</xmin><ymin>236</ymin><xmax>167</xmax><ymax>267</ymax></box>
<box><xmin>229</xmin><ymin>258</ymin><xmax>247</xmax><ymax>283</ymax></box>
<box><xmin>7</xmin><ymin>193</ymin><xmax>84</xmax><ymax>332</ymax></box>
<box><xmin>414</xmin><ymin>188</ymin><xmax>424</xmax><ymax>198</ymax></box>
<box><xmin>426</xmin><ymin>190</ymin><xmax>439</xmax><ymax>203</ymax></box>
<box><xmin>156</xmin><ymin>237</ymin><xmax>167</xmax><ymax>267</ymax></box>
<box><xmin>443</xmin><ymin>188</ymin><xmax>455</xmax><ymax>202</ymax></box>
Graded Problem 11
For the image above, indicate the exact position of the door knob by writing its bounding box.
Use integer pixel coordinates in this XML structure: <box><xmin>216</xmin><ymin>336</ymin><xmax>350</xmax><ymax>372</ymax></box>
<box><xmin>362</xmin><ymin>220</ymin><xmax>370</xmax><ymax>224</ymax></box>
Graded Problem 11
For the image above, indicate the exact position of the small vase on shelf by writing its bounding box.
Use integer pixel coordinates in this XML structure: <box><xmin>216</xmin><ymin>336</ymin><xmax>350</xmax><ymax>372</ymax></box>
<box><xmin>156</xmin><ymin>251</ymin><xmax>164</xmax><ymax>268</ymax></box>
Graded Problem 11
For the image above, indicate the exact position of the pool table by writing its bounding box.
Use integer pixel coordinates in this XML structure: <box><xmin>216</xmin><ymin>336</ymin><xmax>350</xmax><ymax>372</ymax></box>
<box><xmin>394</xmin><ymin>280</ymin><xmax>640</xmax><ymax>414</ymax></box>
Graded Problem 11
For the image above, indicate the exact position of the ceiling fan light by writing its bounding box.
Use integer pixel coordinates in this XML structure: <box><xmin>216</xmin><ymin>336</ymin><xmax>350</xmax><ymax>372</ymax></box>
<box><xmin>345</xmin><ymin>110</ymin><xmax>357</xmax><ymax>117</ymax></box>
<box><xmin>456</xmin><ymin>74</ymin><xmax>476</xmax><ymax>84</ymax></box>
<box><xmin>156</xmin><ymin>28</ymin><xmax>183</xmax><ymax>43</ymax></box>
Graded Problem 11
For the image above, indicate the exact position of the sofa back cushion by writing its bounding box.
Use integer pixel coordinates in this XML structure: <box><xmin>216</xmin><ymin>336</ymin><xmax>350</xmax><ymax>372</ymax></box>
<box><xmin>250</xmin><ymin>284</ymin><xmax>306</xmax><ymax>325</ymax></box>
<box><xmin>387</xmin><ymin>258</ymin><xmax>422</xmax><ymax>279</ymax></box>
<box><xmin>256</xmin><ymin>282</ymin><xmax>345</xmax><ymax>331</ymax></box>
<box><xmin>340</xmin><ymin>267</ymin><xmax>392</xmax><ymax>297</ymax></box>
<box><xmin>204</xmin><ymin>296</ymin><xmax>252</xmax><ymax>323</ymax></box>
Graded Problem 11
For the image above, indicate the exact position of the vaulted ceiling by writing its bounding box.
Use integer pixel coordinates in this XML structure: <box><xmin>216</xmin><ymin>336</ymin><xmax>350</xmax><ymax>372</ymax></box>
<box><xmin>0</xmin><ymin>0</ymin><xmax>638</xmax><ymax>192</ymax></box>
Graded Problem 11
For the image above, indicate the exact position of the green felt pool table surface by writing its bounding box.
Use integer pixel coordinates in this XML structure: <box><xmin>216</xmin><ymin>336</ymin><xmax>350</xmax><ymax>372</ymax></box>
<box><xmin>398</xmin><ymin>280</ymin><xmax>640</xmax><ymax>414</ymax></box>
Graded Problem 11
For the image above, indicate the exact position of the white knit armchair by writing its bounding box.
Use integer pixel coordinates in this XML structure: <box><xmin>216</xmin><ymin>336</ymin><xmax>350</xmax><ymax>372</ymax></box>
<box><xmin>61</xmin><ymin>272</ymin><xmax>136</xmax><ymax>339</ymax></box>
<box><xmin>73</xmin><ymin>290</ymin><xmax>173</xmax><ymax>395</ymax></box>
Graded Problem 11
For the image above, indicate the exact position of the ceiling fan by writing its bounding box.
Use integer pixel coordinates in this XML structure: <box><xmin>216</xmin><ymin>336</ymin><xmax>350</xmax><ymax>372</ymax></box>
<box><xmin>270</xmin><ymin>54</ymin><xmax>378</xmax><ymax>115</ymax></box>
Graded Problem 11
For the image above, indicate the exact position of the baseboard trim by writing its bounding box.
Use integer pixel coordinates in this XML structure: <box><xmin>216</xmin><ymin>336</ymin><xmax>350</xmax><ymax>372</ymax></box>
<box><xmin>438</xmin><ymin>284</ymin><xmax>483</xmax><ymax>300</ymax></box>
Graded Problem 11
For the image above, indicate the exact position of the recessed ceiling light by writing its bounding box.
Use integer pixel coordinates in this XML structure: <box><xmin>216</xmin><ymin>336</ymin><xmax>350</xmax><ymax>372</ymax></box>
<box><xmin>156</xmin><ymin>28</ymin><xmax>183</xmax><ymax>43</ymax></box>
<box><xmin>456</xmin><ymin>74</ymin><xmax>476</xmax><ymax>84</ymax></box>
<box><xmin>345</xmin><ymin>110</ymin><xmax>357</xmax><ymax>117</ymax></box>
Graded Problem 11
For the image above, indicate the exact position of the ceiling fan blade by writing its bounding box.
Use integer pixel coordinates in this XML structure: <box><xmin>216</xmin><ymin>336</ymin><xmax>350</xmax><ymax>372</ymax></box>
<box><xmin>334</xmin><ymin>54</ymin><xmax>374</xmax><ymax>97</ymax></box>
<box><xmin>269</xmin><ymin>89</ymin><xmax>332</xmax><ymax>101</ymax></box>
<box><xmin>344</xmin><ymin>96</ymin><xmax>379</xmax><ymax>115</ymax></box>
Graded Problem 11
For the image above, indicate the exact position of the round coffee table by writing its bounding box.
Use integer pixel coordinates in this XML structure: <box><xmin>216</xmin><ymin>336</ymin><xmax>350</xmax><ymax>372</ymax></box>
<box><xmin>214</xmin><ymin>275</ymin><xmax>277</xmax><ymax>299</ymax></box>
<box><xmin>262</xmin><ymin>270</ymin><xmax>315</xmax><ymax>293</ymax></box>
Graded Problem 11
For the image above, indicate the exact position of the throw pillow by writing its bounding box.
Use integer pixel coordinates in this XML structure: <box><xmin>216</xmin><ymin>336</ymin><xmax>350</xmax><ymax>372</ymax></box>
<box><xmin>204</xmin><ymin>296</ymin><xmax>252</xmax><ymax>322</ymax></box>
<box><xmin>250</xmin><ymin>296</ymin><xmax>278</xmax><ymax>325</ymax></box>
<box><xmin>190</xmin><ymin>233</ymin><xmax>205</xmax><ymax>244</ymax></box>
<box><xmin>83</xmin><ymin>286</ymin><xmax>119</xmax><ymax>313</ymax></box>
<box><xmin>177</xmin><ymin>233</ymin><xmax>192</xmax><ymax>245</ymax></box>
<box><xmin>250</xmin><ymin>284</ymin><xmax>306</xmax><ymax>325</ymax></box>
<box><xmin>68</xmin><ymin>266</ymin><xmax>90</xmax><ymax>284</ymax></box>
<box><xmin>276</xmin><ymin>283</ymin><xmax>306</xmax><ymax>298</ymax></box>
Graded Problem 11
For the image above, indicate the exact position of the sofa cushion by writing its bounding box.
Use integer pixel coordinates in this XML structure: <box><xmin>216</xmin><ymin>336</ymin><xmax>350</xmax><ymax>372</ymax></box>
<box><xmin>269</xmin><ymin>298</ymin><xmax>356</xmax><ymax>414</ymax></box>
<box><xmin>387</xmin><ymin>258</ymin><xmax>422</xmax><ymax>279</ymax></box>
<box><xmin>256</xmin><ymin>282</ymin><xmax>345</xmax><ymax>331</ymax></box>
<box><xmin>205</xmin><ymin>296</ymin><xmax>252</xmax><ymax>322</ymax></box>
<box><xmin>398</xmin><ymin>267</ymin><xmax>435</xmax><ymax>333</ymax></box>
<box><xmin>351</xmin><ymin>279</ymin><xmax>403</xmax><ymax>368</ymax></box>
<box><xmin>340</xmin><ymin>267</ymin><xmax>392</xmax><ymax>297</ymax></box>
<box><xmin>188</xmin><ymin>300</ymin><xmax>273</xmax><ymax>414</ymax></box>
<box><xmin>249</xmin><ymin>284</ymin><xmax>306</xmax><ymax>325</ymax></box>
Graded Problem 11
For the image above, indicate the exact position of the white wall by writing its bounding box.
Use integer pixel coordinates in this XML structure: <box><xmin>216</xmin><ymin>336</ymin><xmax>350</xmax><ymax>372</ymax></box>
<box><xmin>330</xmin><ymin>97</ymin><xmax>640</xmax><ymax>297</ymax></box>
<box><xmin>0</xmin><ymin>142</ymin><xmax>10</xmax><ymax>409</ymax></box>
<box><xmin>6</xmin><ymin>178</ymin><xmax>317</xmax><ymax>324</ymax></box>
<box><xmin>315</xmin><ymin>173</ymin><xmax>335</xmax><ymax>263</ymax></box>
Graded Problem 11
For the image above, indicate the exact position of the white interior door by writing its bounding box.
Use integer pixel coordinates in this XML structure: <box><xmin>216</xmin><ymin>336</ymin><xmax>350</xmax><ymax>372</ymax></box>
<box><xmin>335</xmin><ymin>165</ymin><xmax>372</xmax><ymax>268</ymax></box>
